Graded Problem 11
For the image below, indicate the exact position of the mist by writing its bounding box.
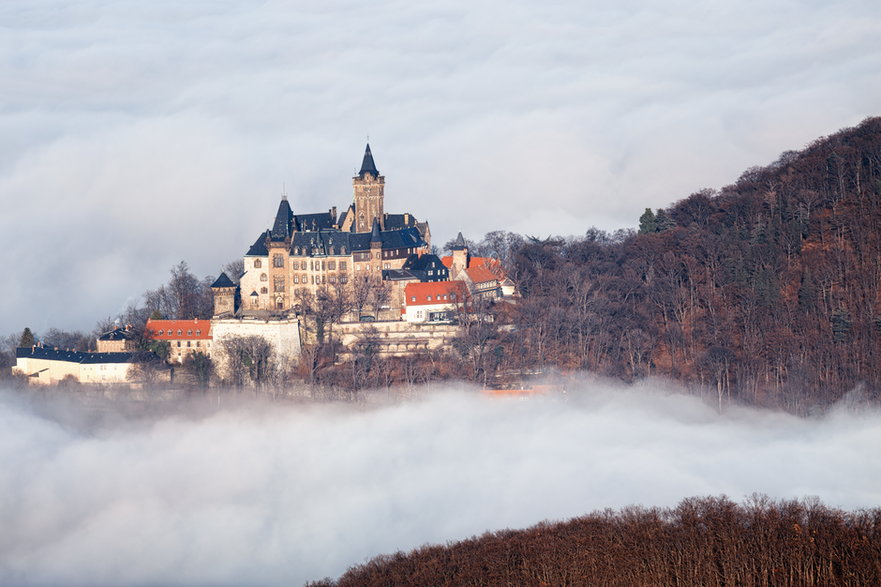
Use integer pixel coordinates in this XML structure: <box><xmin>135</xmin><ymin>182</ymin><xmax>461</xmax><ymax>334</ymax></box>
<box><xmin>1</xmin><ymin>378</ymin><xmax>878</xmax><ymax>586</ymax></box>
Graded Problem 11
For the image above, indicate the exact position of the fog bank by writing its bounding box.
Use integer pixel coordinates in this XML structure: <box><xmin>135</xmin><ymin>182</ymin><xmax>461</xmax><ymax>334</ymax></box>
<box><xmin>1</xmin><ymin>380</ymin><xmax>878</xmax><ymax>585</ymax></box>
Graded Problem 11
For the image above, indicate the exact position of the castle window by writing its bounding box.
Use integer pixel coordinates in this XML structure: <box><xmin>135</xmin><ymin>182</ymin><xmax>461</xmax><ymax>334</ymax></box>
<box><xmin>158</xmin><ymin>330</ymin><xmax>164</xmax><ymax>336</ymax></box>
<box><xmin>187</xmin><ymin>330</ymin><xmax>193</xmax><ymax>336</ymax></box>
<box><xmin>375</xmin><ymin>253</ymin><xmax>380</xmax><ymax>260</ymax></box>
<box><xmin>356</xmin><ymin>264</ymin><xmax>360</xmax><ymax>271</ymax></box>
<box><xmin>328</xmin><ymin>261</ymin><xmax>336</xmax><ymax>270</ymax></box>
<box><xmin>197</xmin><ymin>341</ymin><xmax>201</xmax><ymax>347</ymax></box>
<box><xmin>339</xmin><ymin>261</ymin><xmax>347</xmax><ymax>270</ymax></box>
<box><xmin>411</xmin><ymin>296</ymin><xmax>416</xmax><ymax>302</ymax></box>
<box><xmin>329</xmin><ymin>275</ymin><xmax>336</xmax><ymax>284</ymax></box>
<box><xmin>177</xmin><ymin>341</ymin><xmax>182</xmax><ymax>347</ymax></box>
<box><xmin>187</xmin><ymin>341</ymin><xmax>191</xmax><ymax>347</ymax></box>
<box><xmin>196</xmin><ymin>330</ymin><xmax>201</xmax><ymax>336</ymax></box>
<box><xmin>340</xmin><ymin>275</ymin><xmax>348</xmax><ymax>284</ymax></box>
<box><xmin>274</xmin><ymin>277</ymin><xmax>285</xmax><ymax>292</ymax></box>
<box><xmin>293</xmin><ymin>275</ymin><xmax>299</xmax><ymax>284</ymax></box>
<box><xmin>261</xmin><ymin>287</ymin><xmax>268</xmax><ymax>294</ymax></box>
<box><xmin>260</xmin><ymin>273</ymin><xmax>267</xmax><ymax>281</ymax></box>
<box><xmin>254</xmin><ymin>259</ymin><xmax>262</xmax><ymax>268</ymax></box>
<box><xmin>383</xmin><ymin>263</ymin><xmax>390</xmax><ymax>269</ymax></box>
<box><xmin>177</xmin><ymin>330</ymin><xmax>182</xmax><ymax>336</ymax></box>
<box><xmin>273</xmin><ymin>254</ymin><xmax>284</xmax><ymax>268</ymax></box>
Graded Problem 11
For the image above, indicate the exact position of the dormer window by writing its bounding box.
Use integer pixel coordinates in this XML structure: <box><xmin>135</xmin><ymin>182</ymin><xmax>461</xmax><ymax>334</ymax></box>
<box><xmin>177</xmin><ymin>330</ymin><xmax>183</xmax><ymax>336</ymax></box>
<box><xmin>187</xmin><ymin>330</ymin><xmax>193</xmax><ymax>336</ymax></box>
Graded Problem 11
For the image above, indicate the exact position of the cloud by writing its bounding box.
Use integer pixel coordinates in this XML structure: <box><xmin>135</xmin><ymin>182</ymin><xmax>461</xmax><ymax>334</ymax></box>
<box><xmin>1</xmin><ymin>0</ymin><xmax>880</xmax><ymax>331</ymax></box>
<box><xmin>1</xmin><ymin>379</ymin><xmax>879</xmax><ymax>585</ymax></box>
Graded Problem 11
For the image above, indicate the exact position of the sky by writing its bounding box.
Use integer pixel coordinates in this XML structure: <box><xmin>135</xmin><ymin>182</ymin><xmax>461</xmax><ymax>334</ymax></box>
<box><xmin>1</xmin><ymin>0</ymin><xmax>880</xmax><ymax>332</ymax></box>
<box><xmin>2</xmin><ymin>380</ymin><xmax>879</xmax><ymax>585</ymax></box>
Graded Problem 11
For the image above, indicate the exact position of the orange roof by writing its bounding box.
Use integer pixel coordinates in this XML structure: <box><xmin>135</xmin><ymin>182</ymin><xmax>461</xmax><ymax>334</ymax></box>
<box><xmin>465</xmin><ymin>265</ymin><xmax>498</xmax><ymax>284</ymax></box>
<box><xmin>145</xmin><ymin>319</ymin><xmax>212</xmax><ymax>340</ymax></box>
<box><xmin>441</xmin><ymin>255</ymin><xmax>506</xmax><ymax>280</ymax></box>
<box><xmin>404</xmin><ymin>281</ymin><xmax>468</xmax><ymax>306</ymax></box>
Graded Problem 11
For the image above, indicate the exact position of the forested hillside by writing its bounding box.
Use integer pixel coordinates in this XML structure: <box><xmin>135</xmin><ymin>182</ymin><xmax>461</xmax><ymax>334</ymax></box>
<box><xmin>311</xmin><ymin>496</ymin><xmax>881</xmax><ymax>587</ymax></box>
<box><xmin>500</xmin><ymin>117</ymin><xmax>881</xmax><ymax>412</ymax></box>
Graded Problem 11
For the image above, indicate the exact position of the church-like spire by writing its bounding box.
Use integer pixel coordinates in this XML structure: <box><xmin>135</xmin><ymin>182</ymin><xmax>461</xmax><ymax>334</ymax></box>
<box><xmin>271</xmin><ymin>197</ymin><xmax>294</xmax><ymax>240</ymax></box>
<box><xmin>451</xmin><ymin>232</ymin><xmax>467</xmax><ymax>250</ymax></box>
<box><xmin>359</xmin><ymin>143</ymin><xmax>380</xmax><ymax>178</ymax></box>
<box><xmin>370</xmin><ymin>217</ymin><xmax>383</xmax><ymax>243</ymax></box>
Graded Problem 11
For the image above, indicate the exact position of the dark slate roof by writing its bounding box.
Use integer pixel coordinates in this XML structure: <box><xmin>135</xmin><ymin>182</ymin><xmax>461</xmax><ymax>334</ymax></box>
<box><xmin>98</xmin><ymin>327</ymin><xmax>136</xmax><ymax>341</ymax></box>
<box><xmin>211</xmin><ymin>272</ymin><xmax>236</xmax><ymax>288</ymax></box>
<box><xmin>402</xmin><ymin>253</ymin><xmax>446</xmax><ymax>272</ymax></box>
<box><xmin>289</xmin><ymin>226</ymin><xmax>425</xmax><ymax>256</ymax></box>
<box><xmin>382</xmin><ymin>269</ymin><xmax>419</xmax><ymax>281</ymax></box>
<box><xmin>294</xmin><ymin>212</ymin><xmax>336</xmax><ymax>232</ymax></box>
<box><xmin>384</xmin><ymin>213</ymin><xmax>417</xmax><ymax>230</ymax></box>
<box><xmin>358</xmin><ymin>143</ymin><xmax>380</xmax><ymax>178</ymax></box>
<box><xmin>371</xmin><ymin>218</ymin><xmax>382</xmax><ymax>243</ymax></box>
<box><xmin>246</xmin><ymin>231</ymin><xmax>270</xmax><ymax>256</ymax></box>
<box><xmin>271</xmin><ymin>198</ymin><xmax>294</xmax><ymax>240</ymax></box>
<box><xmin>451</xmin><ymin>231</ymin><xmax>467</xmax><ymax>250</ymax></box>
<box><xmin>16</xmin><ymin>347</ymin><xmax>141</xmax><ymax>364</ymax></box>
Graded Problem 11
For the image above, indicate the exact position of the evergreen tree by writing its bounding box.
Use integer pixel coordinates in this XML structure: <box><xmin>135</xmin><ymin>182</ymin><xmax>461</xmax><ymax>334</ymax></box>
<box><xmin>19</xmin><ymin>327</ymin><xmax>35</xmax><ymax>348</ymax></box>
<box><xmin>638</xmin><ymin>208</ymin><xmax>657</xmax><ymax>234</ymax></box>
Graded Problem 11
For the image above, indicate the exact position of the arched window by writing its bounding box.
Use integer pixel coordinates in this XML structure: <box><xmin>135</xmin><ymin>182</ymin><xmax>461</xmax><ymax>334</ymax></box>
<box><xmin>254</xmin><ymin>259</ymin><xmax>262</xmax><ymax>268</ymax></box>
<box><xmin>260</xmin><ymin>287</ymin><xmax>268</xmax><ymax>294</ymax></box>
<box><xmin>260</xmin><ymin>273</ymin><xmax>267</xmax><ymax>281</ymax></box>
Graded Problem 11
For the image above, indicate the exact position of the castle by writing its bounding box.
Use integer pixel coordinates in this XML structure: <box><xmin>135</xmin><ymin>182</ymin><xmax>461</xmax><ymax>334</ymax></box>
<box><xmin>216</xmin><ymin>144</ymin><xmax>432</xmax><ymax>316</ymax></box>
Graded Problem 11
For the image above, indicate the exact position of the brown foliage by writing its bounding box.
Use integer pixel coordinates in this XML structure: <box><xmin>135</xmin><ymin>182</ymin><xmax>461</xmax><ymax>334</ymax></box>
<box><xmin>502</xmin><ymin>117</ymin><xmax>881</xmax><ymax>412</ymax></box>
<box><xmin>317</xmin><ymin>496</ymin><xmax>881</xmax><ymax>587</ymax></box>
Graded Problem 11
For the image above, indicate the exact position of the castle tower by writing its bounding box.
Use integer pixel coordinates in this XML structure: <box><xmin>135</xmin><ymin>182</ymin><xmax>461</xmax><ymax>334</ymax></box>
<box><xmin>353</xmin><ymin>144</ymin><xmax>385</xmax><ymax>233</ymax></box>
<box><xmin>450</xmin><ymin>232</ymin><xmax>470</xmax><ymax>279</ymax></box>
<box><xmin>211</xmin><ymin>272</ymin><xmax>239</xmax><ymax>317</ymax></box>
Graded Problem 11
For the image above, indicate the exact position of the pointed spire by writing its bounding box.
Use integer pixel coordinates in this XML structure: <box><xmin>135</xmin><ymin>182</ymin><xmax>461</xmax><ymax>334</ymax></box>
<box><xmin>451</xmin><ymin>232</ymin><xmax>467</xmax><ymax>250</ymax></box>
<box><xmin>211</xmin><ymin>272</ymin><xmax>235</xmax><ymax>289</ymax></box>
<box><xmin>370</xmin><ymin>217</ymin><xmax>383</xmax><ymax>243</ymax></box>
<box><xmin>359</xmin><ymin>143</ymin><xmax>380</xmax><ymax>178</ymax></box>
<box><xmin>271</xmin><ymin>197</ymin><xmax>294</xmax><ymax>240</ymax></box>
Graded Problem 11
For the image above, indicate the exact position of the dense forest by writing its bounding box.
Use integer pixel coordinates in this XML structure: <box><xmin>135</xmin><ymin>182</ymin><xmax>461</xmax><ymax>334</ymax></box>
<box><xmin>309</xmin><ymin>496</ymin><xmax>881</xmax><ymax>587</ymax></box>
<box><xmin>490</xmin><ymin>117</ymin><xmax>881</xmax><ymax>413</ymax></box>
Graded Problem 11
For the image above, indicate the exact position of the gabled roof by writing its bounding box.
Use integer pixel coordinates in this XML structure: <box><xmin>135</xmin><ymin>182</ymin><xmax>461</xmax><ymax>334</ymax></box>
<box><xmin>294</xmin><ymin>211</ymin><xmax>336</xmax><ymax>232</ymax></box>
<box><xmin>211</xmin><ymin>272</ymin><xmax>236</xmax><ymax>288</ymax></box>
<box><xmin>98</xmin><ymin>326</ymin><xmax>136</xmax><ymax>341</ymax></box>
<box><xmin>404</xmin><ymin>281</ymin><xmax>468</xmax><ymax>306</ymax></box>
<box><xmin>358</xmin><ymin>143</ymin><xmax>380</xmax><ymax>178</ymax></box>
<box><xmin>403</xmin><ymin>253</ymin><xmax>446</xmax><ymax>272</ymax></box>
<box><xmin>145</xmin><ymin>319</ymin><xmax>212</xmax><ymax>340</ymax></box>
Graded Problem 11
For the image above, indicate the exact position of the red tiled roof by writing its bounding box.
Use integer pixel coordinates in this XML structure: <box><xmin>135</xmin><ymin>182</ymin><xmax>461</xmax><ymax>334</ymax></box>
<box><xmin>465</xmin><ymin>266</ymin><xmax>498</xmax><ymax>284</ymax></box>
<box><xmin>441</xmin><ymin>255</ymin><xmax>506</xmax><ymax>280</ymax></box>
<box><xmin>145</xmin><ymin>319</ymin><xmax>212</xmax><ymax>340</ymax></box>
<box><xmin>404</xmin><ymin>281</ymin><xmax>468</xmax><ymax>306</ymax></box>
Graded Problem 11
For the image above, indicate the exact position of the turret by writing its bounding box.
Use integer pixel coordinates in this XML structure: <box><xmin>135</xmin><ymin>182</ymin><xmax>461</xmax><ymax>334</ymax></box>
<box><xmin>353</xmin><ymin>143</ymin><xmax>385</xmax><ymax>233</ymax></box>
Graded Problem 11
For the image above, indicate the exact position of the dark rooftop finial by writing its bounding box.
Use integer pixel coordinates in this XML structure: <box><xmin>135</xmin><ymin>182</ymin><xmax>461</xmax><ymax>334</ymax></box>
<box><xmin>359</xmin><ymin>143</ymin><xmax>380</xmax><ymax>178</ymax></box>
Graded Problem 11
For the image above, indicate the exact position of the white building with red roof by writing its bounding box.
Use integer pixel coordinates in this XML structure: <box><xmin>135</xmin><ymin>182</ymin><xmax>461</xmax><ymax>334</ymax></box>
<box><xmin>145</xmin><ymin>319</ymin><xmax>212</xmax><ymax>363</ymax></box>
<box><xmin>402</xmin><ymin>281</ymin><xmax>468</xmax><ymax>323</ymax></box>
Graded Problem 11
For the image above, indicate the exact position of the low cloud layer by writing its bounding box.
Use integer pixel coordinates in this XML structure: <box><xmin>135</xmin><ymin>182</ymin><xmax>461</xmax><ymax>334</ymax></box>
<box><xmin>2</xmin><ymin>1</ymin><xmax>881</xmax><ymax>331</ymax></box>
<box><xmin>1</xmin><ymin>379</ymin><xmax>878</xmax><ymax>585</ymax></box>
